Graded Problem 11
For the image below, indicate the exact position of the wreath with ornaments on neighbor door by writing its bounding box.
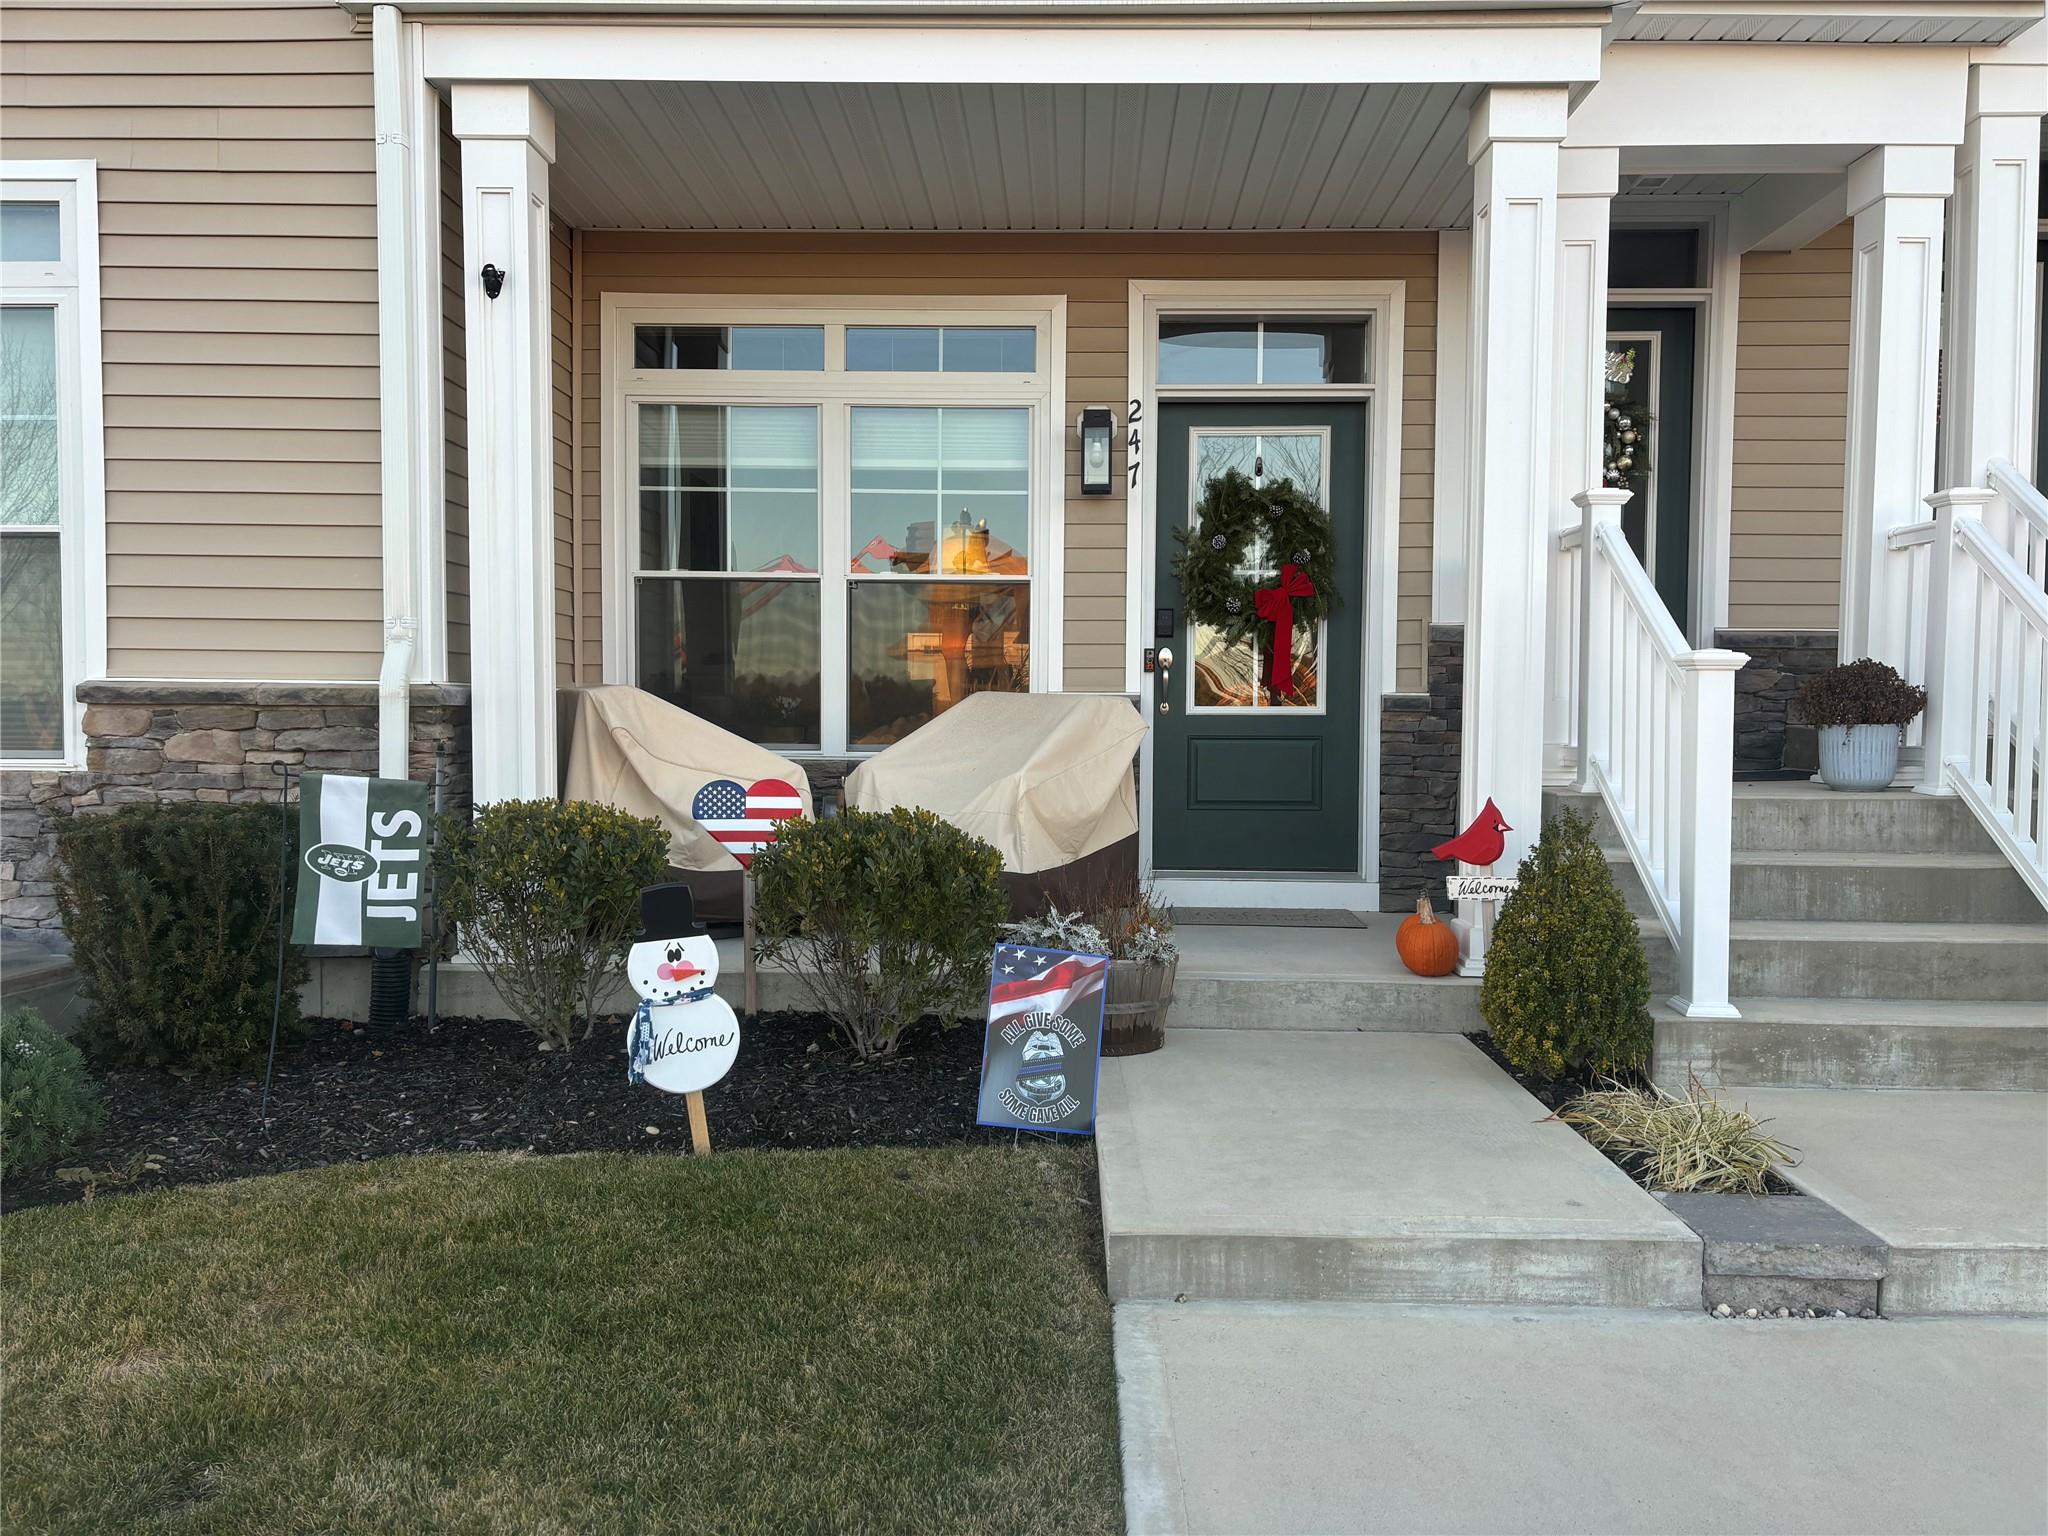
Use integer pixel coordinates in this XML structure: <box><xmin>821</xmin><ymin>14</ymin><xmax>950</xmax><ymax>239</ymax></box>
<box><xmin>1170</xmin><ymin>468</ymin><xmax>1338</xmax><ymax>699</ymax></box>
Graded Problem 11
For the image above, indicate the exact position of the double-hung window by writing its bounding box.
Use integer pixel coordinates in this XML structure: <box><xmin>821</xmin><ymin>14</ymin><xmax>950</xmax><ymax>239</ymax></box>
<box><xmin>614</xmin><ymin>304</ymin><xmax>1058</xmax><ymax>754</ymax></box>
<box><xmin>0</xmin><ymin>166</ymin><xmax>102</xmax><ymax>768</ymax></box>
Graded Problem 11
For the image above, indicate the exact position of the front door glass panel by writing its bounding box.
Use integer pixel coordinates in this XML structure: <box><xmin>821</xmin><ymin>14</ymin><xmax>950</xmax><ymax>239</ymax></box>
<box><xmin>1188</xmin><ymin>429</ymin><xmax>1327</xmax><ymax>709</ymax></box>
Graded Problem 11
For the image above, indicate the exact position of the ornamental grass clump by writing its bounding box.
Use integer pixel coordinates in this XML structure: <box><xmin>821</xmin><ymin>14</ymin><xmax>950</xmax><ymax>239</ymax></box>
<box><xmin>751</xmin><ymin>807</ymin><xmax>1006</xmax><ymax>1060</ymax></box>
<box><xmin>437</xmin><ymin>799</ymin><xmax>670</xmax><ymax>1051</ymax></box>
<box><xmin>56</xmin><ymin>802</ymin><xmax>305</xmax><ymax>1073</ymax></box>
<box><xmin>1479</xmin><ymin>808</ymin><xmax>1651</xmax><ymax>1080</ymax></box>
<box><xmin>1558</xmin><ymin>1077</ymin><xmax>1799</xmax><ymax>1195</ymax></box>
<box><xmin>0</xmin><ymin>1008</ymin><xmax>103</xmax><ymax>1182</ymax></box>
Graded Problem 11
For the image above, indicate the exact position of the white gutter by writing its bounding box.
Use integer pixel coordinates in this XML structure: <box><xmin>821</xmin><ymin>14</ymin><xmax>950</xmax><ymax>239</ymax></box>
<box><xmin>373</xmin><ymin>4</ymin><xmax>419</xmax><ymax>780</ymax></box>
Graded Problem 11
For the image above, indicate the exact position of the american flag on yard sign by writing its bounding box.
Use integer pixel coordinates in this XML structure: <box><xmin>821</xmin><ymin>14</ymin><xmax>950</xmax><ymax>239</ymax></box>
<box><xmin>690</xmin><ymin>777</ymin><xmax>804</xmax><ymax>867</ymax></box>
<box><xmin>989</xmin><ymin>946</ymin><xmax>1109</xmax><ymax>1025</ymax></box>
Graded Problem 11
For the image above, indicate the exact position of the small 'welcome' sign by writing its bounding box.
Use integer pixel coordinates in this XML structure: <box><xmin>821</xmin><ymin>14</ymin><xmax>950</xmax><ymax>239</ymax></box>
<box><xmin>291</xmin><ymin>772</ymin><xmax>431</xmax><ymax>948</ymax></box>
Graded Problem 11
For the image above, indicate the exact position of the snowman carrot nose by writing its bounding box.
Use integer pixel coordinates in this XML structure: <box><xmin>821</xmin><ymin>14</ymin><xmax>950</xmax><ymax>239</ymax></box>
<box><xmin>657</xmin><ymin>960</ymin><xmax>701</xmax><ymax>982</ymax></box>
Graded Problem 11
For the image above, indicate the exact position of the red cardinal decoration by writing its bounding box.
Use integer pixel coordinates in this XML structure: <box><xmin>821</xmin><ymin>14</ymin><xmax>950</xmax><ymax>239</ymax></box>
<box><xmin>1433</xmin><ymin>798</ymin><xmax>1512</xmax><ymax>870</ymax></box>
<box><xmin>1253</xmin><ymin>562</ymin><xmax>1316</xmax><ymax>699</ymax></box>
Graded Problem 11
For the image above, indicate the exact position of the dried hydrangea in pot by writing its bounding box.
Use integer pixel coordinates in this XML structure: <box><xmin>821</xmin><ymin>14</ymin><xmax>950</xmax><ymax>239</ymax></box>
<box><xmin>1792</xmin><ymin>659</ymin><xmax>1927</xmax><ymax>792</ymax></box>
<box><xmin>1009</xmin><ymin>880</ymin><xmax>1178</xmax><ymax>1057</ymax></box>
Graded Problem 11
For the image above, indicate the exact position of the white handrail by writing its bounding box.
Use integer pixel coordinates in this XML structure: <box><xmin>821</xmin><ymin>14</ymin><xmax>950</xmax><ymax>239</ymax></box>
<box><xmin>1916</xmin><ymin>482</ymin><xmax>2048</xmax><ymax>909</ymax></box>
<box><xmin>1562</xmin><ymin>489</ymin><xmax>1747</xmax><ymax>1020</ymax></box>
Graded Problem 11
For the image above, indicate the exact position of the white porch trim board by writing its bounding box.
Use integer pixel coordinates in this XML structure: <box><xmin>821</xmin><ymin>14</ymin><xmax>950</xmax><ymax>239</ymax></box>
<box><xmin>1430</xmin><ymin>230</ymin><xmax>1471</xmax><ymax>630</ymax></box>
<box><xmin>454</xmin><ymin>82</ymin><xmax>560</xmax><ymax>806</ymax></box>
<box><xmin>1941</xmin><ymin>62</ymin><xmax>2045</xmax><ymax>488</ymax></box>
<box><xmin>1841</xmin><ymin>143</ymin><xmax>1953</xmax><ymax>677</ymax></box>
<box><xmin>1457</xmin><ymin>86</ymin><xmax>1564</xmax><ymax>967</ymax></box>
<box><xmin>1543</xmin><ymin>147</ymin><xmax>1616</xmax><ymax>783</ymax></box>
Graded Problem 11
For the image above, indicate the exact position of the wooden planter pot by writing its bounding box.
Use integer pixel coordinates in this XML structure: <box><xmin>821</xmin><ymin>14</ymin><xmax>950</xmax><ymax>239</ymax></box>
<box><xmin>1102</xmin><ymin>954</ymin><xmax>1176</xmax><ymax>1057</ymax></box>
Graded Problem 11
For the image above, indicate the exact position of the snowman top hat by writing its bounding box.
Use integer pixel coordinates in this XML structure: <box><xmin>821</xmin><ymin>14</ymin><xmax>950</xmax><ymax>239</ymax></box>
<box><xmin>635</xmin><ymin>882</ymin><xmax>707</xmax><ymax>943</ymax></box>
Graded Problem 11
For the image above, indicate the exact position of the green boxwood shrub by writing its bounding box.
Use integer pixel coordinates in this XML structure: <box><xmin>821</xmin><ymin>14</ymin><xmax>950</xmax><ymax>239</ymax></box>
<box><xmin>1480</xmin><ymin>808</ymin><xmax>1651</xmax><ymax>1081</ymax></box>
<box><xmin>0</xmin><ymin>1007</ymin><xmax>103</xmax><ymax>1181</ymax></box>
<box><xmin>56</xmin><ymin>802</ymin><xmax>305</xmax><ymax>1073</ymax></box>
<box><xmin>437</xmin><ymin>799</ymin><xmax>670</xmax><ymax>1050</ymax></box>
<box><xmin>751</xmin><ymin>807</ymin><xmax>1007</xmax><ymax>1060</ymax></box>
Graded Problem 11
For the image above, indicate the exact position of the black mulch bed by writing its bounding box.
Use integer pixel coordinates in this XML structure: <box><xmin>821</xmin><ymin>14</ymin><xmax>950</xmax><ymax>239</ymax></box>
<box><xmin>4</xmin><ymin>1013</ymin><xmax>1082</xmax><ymax>1214</ymax></box>
<box><xmin>1464</xmin><ymin>1032</ymin><xmax>1801</xmax><ymax>1196</ymax></box>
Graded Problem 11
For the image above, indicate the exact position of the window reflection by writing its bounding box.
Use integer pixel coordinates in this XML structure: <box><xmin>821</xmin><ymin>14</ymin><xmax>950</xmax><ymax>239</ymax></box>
<box><xmin>848</xmin><ymin>582</ymin><xmax>1029</xmax><ymax>746</ymax></box>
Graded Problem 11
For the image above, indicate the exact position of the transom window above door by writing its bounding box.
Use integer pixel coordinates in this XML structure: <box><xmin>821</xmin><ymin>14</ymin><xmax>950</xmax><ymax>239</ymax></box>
<box><xmin>611</xmin><ymin>303</ymin><xmax>1060</xmax><ymax>755</ymax></box>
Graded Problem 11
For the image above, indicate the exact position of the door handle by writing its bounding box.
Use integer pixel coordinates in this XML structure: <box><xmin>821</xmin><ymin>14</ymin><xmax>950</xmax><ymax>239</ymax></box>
<box><xmin>1155</xmin><ymin>646</ymin><xmax>1174</xmax><ymax>715</ymax></box>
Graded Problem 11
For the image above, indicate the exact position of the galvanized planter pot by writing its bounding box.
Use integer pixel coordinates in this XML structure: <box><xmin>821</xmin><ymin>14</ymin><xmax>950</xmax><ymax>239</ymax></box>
<box><xmin>1816</xmin><ymin>722</ymin><xmax>1902</xmax><ymax>792</ymax></box>
<box><xmin>1102</xmin><ymin>954</ymin><xmax>1176</xmax><ymax>1057</ymax></box>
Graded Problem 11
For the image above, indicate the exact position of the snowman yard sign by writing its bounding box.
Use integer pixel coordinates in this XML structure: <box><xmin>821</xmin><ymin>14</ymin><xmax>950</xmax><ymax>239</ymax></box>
<box><xmin>624</xmin><ymin>884</ymin><xmax>740</xmax><ymax>1154</ymax></box>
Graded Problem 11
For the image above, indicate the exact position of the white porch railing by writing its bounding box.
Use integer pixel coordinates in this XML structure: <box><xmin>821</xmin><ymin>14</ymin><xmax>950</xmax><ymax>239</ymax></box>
<box><xmin>1549</xmin><ymin>488</ymin><xmax>1748</xmax><ymax>1020</ymax></box>
<box><xmin>1902</xmin><ymin>460</ymin><xmax>2048</xmax><ymax>907</ymax></box>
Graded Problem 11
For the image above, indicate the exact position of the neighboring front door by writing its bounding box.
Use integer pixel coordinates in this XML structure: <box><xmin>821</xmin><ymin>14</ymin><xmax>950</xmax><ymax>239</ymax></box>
<box><xmin>1607</xmin><ymin>307</ymin><xmax>1695</xmax><ymax>625</ymax></box>
<box><xmin>1152</xmin><ymin>403</ymin><xmax>1366</xmax><ymax>874</ymax></box>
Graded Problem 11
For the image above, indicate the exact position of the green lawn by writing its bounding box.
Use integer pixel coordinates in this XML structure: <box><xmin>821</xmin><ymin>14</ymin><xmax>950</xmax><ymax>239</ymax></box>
<box><xmin>2</xmin><ymin>1147</ymin><xmax>1123</xmax><ymax>1535</ymax></box>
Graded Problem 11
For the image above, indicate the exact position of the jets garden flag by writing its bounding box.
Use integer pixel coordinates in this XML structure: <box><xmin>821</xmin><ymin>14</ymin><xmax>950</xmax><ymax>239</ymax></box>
<box><xmin>291</xmin><ymin>772</ymin><xmax>431</xmax><ymax>948</ymax></box>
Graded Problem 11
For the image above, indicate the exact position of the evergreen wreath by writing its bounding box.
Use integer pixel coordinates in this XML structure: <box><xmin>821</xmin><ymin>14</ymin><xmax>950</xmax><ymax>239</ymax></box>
<box><xmin>1170</xmin><ymin>468</ymin><xmax>1338</xmax><ymax>647</ymax></box>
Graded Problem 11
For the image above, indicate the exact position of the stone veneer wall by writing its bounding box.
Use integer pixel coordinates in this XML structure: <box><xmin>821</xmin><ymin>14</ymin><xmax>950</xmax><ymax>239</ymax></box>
<box><xmin>1</xmin><ymin>683</ymin><xmax>471</xmax><ymax>937</ymax></box>
<box><xmin>1718</xmin><ymin>631</ymin><xmax>1838</xmax><ymax>777</ymax></box>
<box><xmin>1378</xmin><ymin>625</ymin><xmax>1463</xmax><ymax>913</ymax></box>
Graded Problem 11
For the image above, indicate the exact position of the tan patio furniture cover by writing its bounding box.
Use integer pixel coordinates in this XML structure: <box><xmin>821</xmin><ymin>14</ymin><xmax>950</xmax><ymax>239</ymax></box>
<box><xmin>561</xmin><ymin>687</ymin><xmax>814</xmax><ymax>871</ymax></box>
<box><xmin>843</xmin><ymin>692</ymin><xmax>1145</xmax><ymax>873</ymax></box>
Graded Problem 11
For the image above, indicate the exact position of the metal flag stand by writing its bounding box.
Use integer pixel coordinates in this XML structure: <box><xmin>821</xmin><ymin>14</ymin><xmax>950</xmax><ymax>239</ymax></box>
<box><xmin>258</xmin><ymin>760</ymin><xmax>294</xmax><ymax>1127</ymax></box>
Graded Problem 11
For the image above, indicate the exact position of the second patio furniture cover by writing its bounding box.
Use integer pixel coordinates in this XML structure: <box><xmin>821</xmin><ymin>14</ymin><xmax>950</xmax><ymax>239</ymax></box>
<box><xmin>843</xmin><ymin>692</ymin><xmax>1145</xmax><ymax>874</ymax></box>
<box><xmin>561</xmin><ymin>686</ymin><xmax>814</xmax><ymax>871</ymax></box>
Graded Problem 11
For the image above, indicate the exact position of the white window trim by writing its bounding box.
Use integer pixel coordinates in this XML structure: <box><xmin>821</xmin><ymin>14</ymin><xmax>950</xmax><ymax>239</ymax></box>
<box><xmin>600</xmin><ymin>294</ymin><xmax>1066</xmax><ymax>757</ymax></box>
<box><xmin>1</xmin><ymin>161</ymin><xmax>105</xmax><ymax>771</ymax></box>
<box><xmin>1126</xmin><ymin>278</ymin><xmax>1405</xmax><ymax>910</ymax></box>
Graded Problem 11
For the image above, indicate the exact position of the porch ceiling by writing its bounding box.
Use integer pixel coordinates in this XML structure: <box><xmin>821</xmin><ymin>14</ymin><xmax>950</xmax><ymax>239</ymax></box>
<box><xmin>540</xmin><ymin>79</ymin><xmax>1483</xmax><ymax>231</ymax></box>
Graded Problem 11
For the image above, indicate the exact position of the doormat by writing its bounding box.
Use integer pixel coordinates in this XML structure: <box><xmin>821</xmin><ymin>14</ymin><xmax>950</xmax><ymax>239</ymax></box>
<box><xmin>1172</xmin><ymin>908</ymin><xmax>1368</xmax><ymax>929</ymax></box>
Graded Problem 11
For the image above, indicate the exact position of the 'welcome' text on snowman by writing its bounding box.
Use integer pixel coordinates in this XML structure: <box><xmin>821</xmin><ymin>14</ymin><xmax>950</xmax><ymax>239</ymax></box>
<box><xmin>625</xmin><ymin>884</ymin><xmax>740</xmax><ymax>1096</ymax></box>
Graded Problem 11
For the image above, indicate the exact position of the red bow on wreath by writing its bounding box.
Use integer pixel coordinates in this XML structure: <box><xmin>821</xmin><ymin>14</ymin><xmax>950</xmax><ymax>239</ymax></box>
<box><xmin>1253</xmin><ymin>562</ymin><xmax>1315</xmax><ymax>699</ymax></box>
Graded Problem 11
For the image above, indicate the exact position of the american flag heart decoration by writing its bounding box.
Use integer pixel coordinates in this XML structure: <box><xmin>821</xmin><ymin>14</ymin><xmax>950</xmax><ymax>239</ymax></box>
<box><xmin>690</xmin><ymin>776</ymin><xmax>805</xmax><ymax>868</ymax></box>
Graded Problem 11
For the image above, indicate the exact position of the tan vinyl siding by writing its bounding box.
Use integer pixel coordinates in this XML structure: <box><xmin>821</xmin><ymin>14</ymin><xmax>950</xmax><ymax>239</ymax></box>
<box><xmin>551</xmin><ymin>216</ymin><xmax>575</xmax><ymax>684</ymax></box>
<box><xmin>1729</xmin><ymin>221</ymin><xmax>1850</xmax><ymax>631</ymax></box>
<box><xmin>0</xmin><ymin>0</ymin><xmax>380</xmax><ymax>679</ymax></box>
<box><xmin>574</xmin><ymin>232</ymin><xmax>1437</xmax><ymax>692</ymax></box>
<box><xmin>440</xmin><ymin>99</ymin><xmax>470</xmax><ymax>683</ymax></box>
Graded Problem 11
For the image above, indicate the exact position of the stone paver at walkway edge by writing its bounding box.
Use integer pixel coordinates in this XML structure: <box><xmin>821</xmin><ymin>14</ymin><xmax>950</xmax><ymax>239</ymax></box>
<box><xmin>1117</xmin><ymin>1301</ymin><xmax>2048</xmax><ymax>1536</ymax></box>
<box><xmin>1097</xmin><ymin>1031</ymin><xmax>1700</xmax><ymax>1308</ymax></box>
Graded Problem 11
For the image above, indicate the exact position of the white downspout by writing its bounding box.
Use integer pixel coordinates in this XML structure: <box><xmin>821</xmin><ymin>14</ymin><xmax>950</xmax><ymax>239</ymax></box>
<box><xmin>373</xmin><ymin>4</ymin><xmax>418</xmax><ymax>780</ymax></box>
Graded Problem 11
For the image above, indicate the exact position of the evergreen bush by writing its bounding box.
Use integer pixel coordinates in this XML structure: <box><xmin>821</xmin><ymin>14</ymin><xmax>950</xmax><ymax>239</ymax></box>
<box><xmin>56</xmin><ymin>802</ymin><xmax>305</xmax><ymax>1073</ymax></box>
<box><xmin>751</xmin><ymin>807</ymin><xmax>1007</xmax><ymax>1059</ymax></box>
<box><xmin>1479</xmin><ymin>808</ymin><xmax>1651</xmax><ymax>1080</ymax></box>
<box><xmin>0</xmin><ymin>1008</ymin><xmax>103</xmax><ymax>1181</ymax></box>
<box><xmin>437</xmin><ymin>799</ymin><xmax>671</xmax><ymax>1050</ymax></box>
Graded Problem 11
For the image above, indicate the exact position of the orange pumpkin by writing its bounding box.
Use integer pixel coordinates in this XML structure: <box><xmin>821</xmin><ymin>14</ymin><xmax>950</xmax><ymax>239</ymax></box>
<box><xmin>1396</xmin><ymin>895</ymin><xmax>1459</xmax><ymax>977</ymax></box>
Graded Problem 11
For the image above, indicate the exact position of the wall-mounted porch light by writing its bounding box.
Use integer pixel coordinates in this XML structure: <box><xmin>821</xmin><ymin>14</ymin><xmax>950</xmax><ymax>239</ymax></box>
<box><xmin>1078</xmin><ymin>407</ymin><xmax>1116</xmax><ymax>496</ymax></box>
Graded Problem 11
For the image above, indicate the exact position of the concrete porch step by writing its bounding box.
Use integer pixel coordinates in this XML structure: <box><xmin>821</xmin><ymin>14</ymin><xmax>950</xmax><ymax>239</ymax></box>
<box><xmin>1654</xmin><ymin>998</ymin><xmax>2048</xmax><ymax>1092</ymax></box>
<box><xmin>1606</xmin><ymin>848</ymin><xmax>2044</xmax><ymax>926</ymax></box>
<box><xmin>1096</xmin><ymin>1030</ymin><xmax>1701</xmax><ymax>1309</ymax></box>
<box><xmin>1643</xmin><ymin>918</ymin><xmax>2048</xmax><ymax>1003</ymax></box>
<box><xmin>1741</xmin><ymin>1086</ymin><xmax>2048</xmax><ymax>1316</ymax></box>
<box><xmin>1166</xmin><ymin>923</ymin><xmax>1480</xmax><ymax>1032</ymax></box>
<box><xmin>1549</xmin><ymin>783</ymin><xmax>2003</xmax><ymax>856</ymax></box>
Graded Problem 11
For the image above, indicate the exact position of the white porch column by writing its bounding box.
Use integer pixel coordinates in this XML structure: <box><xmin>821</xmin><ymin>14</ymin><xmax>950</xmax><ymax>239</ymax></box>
<box><xmin>1459</xmin><ymin>87</ymin><xmax>1566</xmax><ymax>969</ymax></box>
<box><xmin>452</xmin><ymin>83</ymin><xmax>557</xmax><ymax>805</ymax></box>
<box><xmin>1840</xmin><ymin>144</ymin><xmax>1953</xmax><ymax>673</ymax></box>
<box><xmin>1942</xmin><ymin>65</ymin><xmax>2044</xmax><ymax>487</ymax></box>
<box><xmin>1544</xmin><ymin>147</ymin><xmax>1618</xmax><ymax>780</ymax></box>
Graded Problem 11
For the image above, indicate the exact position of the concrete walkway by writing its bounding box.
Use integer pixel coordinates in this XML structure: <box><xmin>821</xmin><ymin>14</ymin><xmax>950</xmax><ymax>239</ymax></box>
<box><xmin>1117</xmin><ymin>1301</ymin><xmax>2048</xmax><ymax>1535</ymax></box>
<box><xmin>1742</xmin><ymin>1087</ymin><xmax>2048</xmax><ymax>1316</ymax></box>
<box><xmin>1097</xmin><ymin>1031</ymin><xmax>1699</xmax><ymax>1308</ymax></box>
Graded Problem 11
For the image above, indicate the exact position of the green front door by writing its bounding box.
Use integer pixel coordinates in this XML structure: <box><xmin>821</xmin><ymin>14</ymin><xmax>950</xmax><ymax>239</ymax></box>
<box><xmin>1152</xmin><ymin>403</ymin><xmax>1367</xmax><ymax>873</ymax></box>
